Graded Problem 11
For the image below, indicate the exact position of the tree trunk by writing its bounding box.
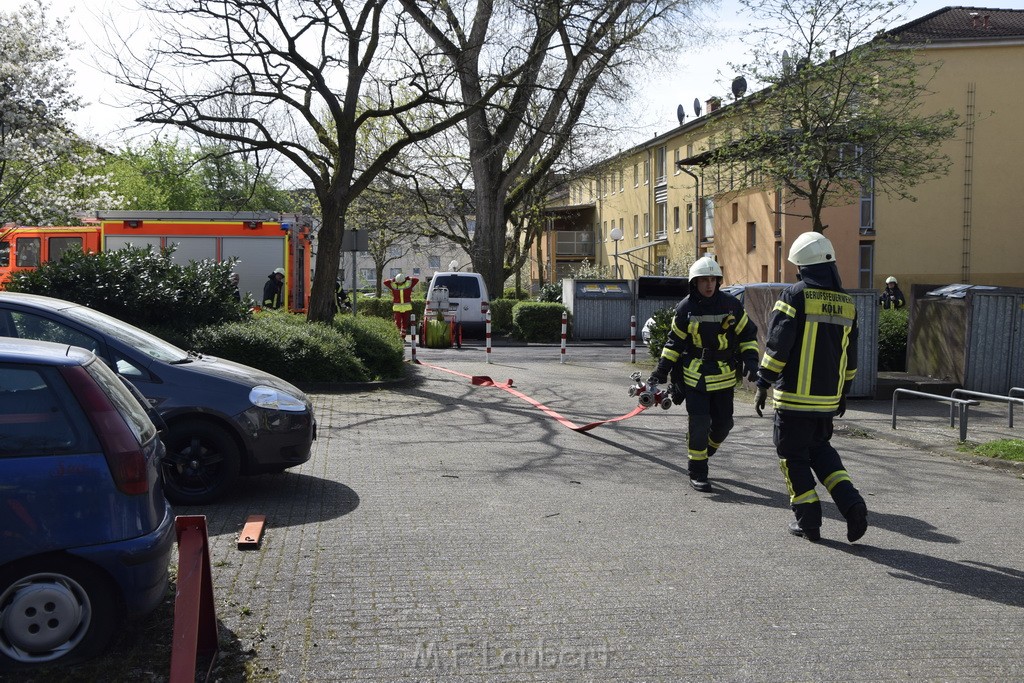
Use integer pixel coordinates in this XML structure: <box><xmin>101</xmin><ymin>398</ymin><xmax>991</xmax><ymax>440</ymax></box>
<box><xmin>308</xmin><ymin>201</ymin><xmax>345</xmax><ymax>323</ymax></box>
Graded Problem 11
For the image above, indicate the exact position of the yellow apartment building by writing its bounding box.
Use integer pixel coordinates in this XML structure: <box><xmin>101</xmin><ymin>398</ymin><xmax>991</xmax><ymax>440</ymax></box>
<box><xmin>538</xmin><ymin>7</ymin><xmax>1024</xmax><ymax>292</ymax></box>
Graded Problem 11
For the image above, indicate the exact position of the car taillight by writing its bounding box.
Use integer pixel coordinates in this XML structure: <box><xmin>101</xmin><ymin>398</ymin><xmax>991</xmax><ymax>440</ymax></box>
<box><xmin>60</xmin><ymin>366</ymin><xmax>150</xmax><ymax>495</ymax></box>
<box><xmin>481</xmin><ymin>300</ymin><xmax>489</xmax><ymax>313</ymax></box>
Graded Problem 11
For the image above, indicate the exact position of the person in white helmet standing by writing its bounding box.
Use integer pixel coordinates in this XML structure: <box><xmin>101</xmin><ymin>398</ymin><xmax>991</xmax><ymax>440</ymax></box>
<box><xmin>647</xmin><ymin>255</ymin><xmax>760</xmax><ymax>492</ymax></box>
<box><xmin>263</xmin><ymin>267</ymin><xmax>286</xmax><ymax>309</ymax></box>
<box><xmin>879</xmin><ymin>276</ymin><xmax>906</xmax><ymax>309</ymax></box>
<box><xmin>754</xmin><ymin>232</ymin><xmax>868</xmax><ymax>543</ymax></box>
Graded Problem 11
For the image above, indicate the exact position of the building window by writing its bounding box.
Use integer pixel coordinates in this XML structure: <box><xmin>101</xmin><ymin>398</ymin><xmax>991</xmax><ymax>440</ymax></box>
<box><xmin>428</xmin><ymin>255</ymin><xmax>441</xmax><ymax>269</ymax></box>
<box><xmin>656</xmin><ymin>203</ymin><xmax>667</xmax><ymax>238</ymax></box>
<box><xmin>644</xmin><ymin>212</ymin><xmax>650</xmax><ymax>237</ymax></box>
<box><xmin>657</xmin><ymin>255</ymin><xmax>668</xmax><ymax>275</ymax></box>
<box><xmin>859</xmin><ymin>242</ymin><xmax>874</xmax><ymax>288</ymax></box>
<box><xmin>860</xmin><ymin>178</ymin><xmax>875</xmax><ymax>233</ymax></box>
<box><xmin>747</xmin><ymin>221</ymin><xmax>756</xmax><ymax>252</ymax></box>
<box><xmin>633</xmin><ymin>163</ymin><xmax>639</xmax><ymax>187</ymax></box>
<box><xmin>619</xmin><ymin>217</ymin><xmax>624</xmax><ymax>238</ymax></box>
<box><xmin>686</xmin><ymin>143</ymin><xmax>693</xmax><ymax>158</ymax></box>
<box><xmin>774</xmin><ymin>188</ymin><xmax>783</xmax><ymax>236</ymax></box>
<box><xmin>686</xmin><ymin>203</ymin><xmax>694</xmax><ymax>231</ymax></box>
<box><xmin>732</xmin><ymin>202</ymin><xmax>739</xmax><ymax>224</ymax></box>
<box><xmin>702</xmin><ymin>198</ymin><xmax>714</xmax><ymax>242</ymax></box>
<box><xmin>602</xmin><ymin>221</ymin><xmax>607</xmax><ymax>243</ymax></box>
<box><xmin>643</xmin><ymin>159</ymin><xmax>650</xmax><ymax>185</ymax></box>
<box><xmin>619</xmin><ymin>170</ymin><xmax>624</xmax><ymax>192</ymax></box>
<box><xmin>633</xmin><ymin>214</ymin><xmax>639</xmax><ymax>239</ymax></box>
<box><xmin>673</xmin><ymin>206</ymin><xmax>680</xmax><ymax>233</ymax></box>
<box><xmin>656</xmin><ymin>146</ymin><xmax>667</xmax><ymax>183</ymax></box>
<box><xmin>775</xmin><ymin>242</ymin><xmax>783</xmax><ymax>282</ymax></box>
<box><xmin>673</xmin><ymin>148</ymin><xmax>680</xmax><ymax>174</ymax></box>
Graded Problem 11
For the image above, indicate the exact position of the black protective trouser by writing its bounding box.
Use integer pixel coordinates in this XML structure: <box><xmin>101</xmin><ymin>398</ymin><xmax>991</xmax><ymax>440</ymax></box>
<box><xmin>684</xmin><ymin>388</ymin><xmax>735</xmax><ymax>480</ymax></box>
<box><xmin>773</xmin><ymin>411</ymin><xmax>864</xmax><ymax>530</ymax></box>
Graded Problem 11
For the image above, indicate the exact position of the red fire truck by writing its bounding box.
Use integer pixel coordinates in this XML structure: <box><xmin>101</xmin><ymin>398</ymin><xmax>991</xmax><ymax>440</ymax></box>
<box><xmin>0</xmin><ymin>211</ymin><xmax>314</xmax><ymax>313</ymax></box>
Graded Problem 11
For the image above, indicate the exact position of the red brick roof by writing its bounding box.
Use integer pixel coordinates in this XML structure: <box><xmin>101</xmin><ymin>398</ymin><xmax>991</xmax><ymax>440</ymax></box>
<box><xmin>890</xmin><ymin>7</ymin><xmax>1024</xmax><ymax>43</ymax></box>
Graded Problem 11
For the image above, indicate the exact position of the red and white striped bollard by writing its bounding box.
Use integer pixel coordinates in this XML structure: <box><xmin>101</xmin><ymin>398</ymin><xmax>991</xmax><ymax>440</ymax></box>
<box><xmin>409</xmin><ymin>313</ymin><xmax>417</xmax><ymax>363</ymax></box>
<box><xmin>485</xmin><ymin>311</ymin><xmax>492</xmax><ymax>363</ymax></box>
<box><xmin>630</xmin><ymin>315</ymin><xmax>636</xmax><ymax>364</ymax></box>
<box><xmin>560</xmin><ymin>310</ymin><xmax>567</xmax><ymax>364</ymax></box>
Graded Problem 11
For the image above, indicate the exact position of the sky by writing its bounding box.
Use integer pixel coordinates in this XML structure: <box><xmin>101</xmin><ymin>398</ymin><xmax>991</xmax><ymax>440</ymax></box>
<box><xmin>46</xmin><ymin>0</ymin><xmax>987</xmax><ymax>149</ymax></box>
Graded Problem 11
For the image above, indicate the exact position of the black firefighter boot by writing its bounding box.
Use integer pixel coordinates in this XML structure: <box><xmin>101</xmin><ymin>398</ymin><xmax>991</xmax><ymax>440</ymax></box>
<box><xmin>688</xmin><ymin>458</ymin><xmax>712</xmax><ymax>493</ymax></box>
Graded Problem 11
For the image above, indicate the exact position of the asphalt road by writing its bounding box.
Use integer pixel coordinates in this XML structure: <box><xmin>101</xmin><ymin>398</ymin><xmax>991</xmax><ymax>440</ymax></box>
<box><xmin>176</xmin><ymin>342</ymin><xmax>1024</xmax><ymax>682</ymax></box>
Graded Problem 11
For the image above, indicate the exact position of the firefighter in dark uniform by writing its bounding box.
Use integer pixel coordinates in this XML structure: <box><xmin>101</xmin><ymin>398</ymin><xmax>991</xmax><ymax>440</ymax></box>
<box><xmin>648</xmin><ymin>256</ymin><xmax>760</xmax><ymax>492</ymax></box>
<box><xmin>754</xmin><ymin>232</ymin><xmax>868</xmax><ymax>543</ymax></box>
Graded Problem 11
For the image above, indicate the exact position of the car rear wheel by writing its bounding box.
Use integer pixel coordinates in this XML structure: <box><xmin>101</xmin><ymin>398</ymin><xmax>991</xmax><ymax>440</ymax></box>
<box><xmin>0</xmin><ymin>557</ymin><xmax>120</xmax><ymax>671</ymax></box>
<box><xmin>161</xmin><ymin>419</ymin><xmax>242</xmax><ymax>505</ymax></box>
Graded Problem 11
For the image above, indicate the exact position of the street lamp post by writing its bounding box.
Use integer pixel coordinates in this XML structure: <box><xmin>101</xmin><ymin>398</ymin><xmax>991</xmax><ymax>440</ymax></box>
<box><xmin>609</xmin><ymin>227</ymin><xmax>624</xmax><ymax>278</ymax></box>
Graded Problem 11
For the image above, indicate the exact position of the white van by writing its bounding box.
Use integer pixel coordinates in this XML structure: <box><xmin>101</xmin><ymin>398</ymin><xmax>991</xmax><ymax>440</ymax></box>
<box><xmin>424</xmin><ymin>272</ymin><xmax>490</xmax><ymax>339</ymax></box>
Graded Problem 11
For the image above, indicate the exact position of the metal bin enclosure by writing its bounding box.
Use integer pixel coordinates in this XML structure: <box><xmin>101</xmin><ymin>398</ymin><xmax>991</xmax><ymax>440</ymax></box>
<box><xmin>635</xmin><ymin>276</ymin><xmax>689</xmax><ymax>329</ymax></box>
<box><xmin>908</xmin><ymin>284</ymin><xmax>1024</xmax><ymax>394</ymax></box>
<box><xmin>561</xmin><ymin>279</ymin><xmax>633</xmax><ymax>340</ymax></box>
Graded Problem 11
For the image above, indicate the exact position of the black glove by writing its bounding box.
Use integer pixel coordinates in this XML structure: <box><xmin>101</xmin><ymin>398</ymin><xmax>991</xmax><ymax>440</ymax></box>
<box><xmin>647</xmin><ymin>373</ymin><xmax>665</xmax><ymax>387</ymax></box>
<box><xmin>754</xmin><ymin>385</ymin><xmax>768</xmax><ymax>417</ymax></box>
<box><xmin>836</xmin><ymin>394</ymin><xmax>847</xmax><ymax>418</ymax></box>
<box><xmin>743</xmin><ymin>358</ymin><xmax>759</xmax><ymax>383</ymax></box>
<box><xmin>669</xmin><ymin>382</ymin><xmax>686</xmax><ymax>405</ymax></box>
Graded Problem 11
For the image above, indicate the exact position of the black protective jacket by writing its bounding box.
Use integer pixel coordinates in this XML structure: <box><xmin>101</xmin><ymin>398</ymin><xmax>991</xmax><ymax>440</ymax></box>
<box><xmin>879</xmin><ymin>286</ymin><xmax>906</xmax><ymax>310</ymax></box>
<box><xmin>652</xmin><ymin>284</ymin><xmax>759</xmax><ymax>392</ymax></box>
<box><xmin>758</xmin><ymin>263</ymin><xmax>858</xmax><ymax>413</ymax></box>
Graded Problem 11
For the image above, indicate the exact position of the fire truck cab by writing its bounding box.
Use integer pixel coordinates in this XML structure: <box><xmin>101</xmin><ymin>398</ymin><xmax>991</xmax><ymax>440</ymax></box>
<box><xmin>0</xmin><ymin>226</ymin><xmax>102</xmax><ymax>286</ymax></box>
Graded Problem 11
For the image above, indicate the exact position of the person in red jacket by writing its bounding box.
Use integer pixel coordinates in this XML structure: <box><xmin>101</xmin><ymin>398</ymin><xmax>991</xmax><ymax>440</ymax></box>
<box><xmin>383</xmin><ymin>272</ymin><xmax>419</xmax><ymax>336</ymax></box>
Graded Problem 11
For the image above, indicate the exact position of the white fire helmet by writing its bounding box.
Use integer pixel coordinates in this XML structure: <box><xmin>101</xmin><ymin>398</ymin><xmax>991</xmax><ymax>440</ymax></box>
<box><xmin>395</xmin><ymin>273</ymin><xmax>407</xmax><ymax>284</ymax></box>
<box><xmin>788</xmin><ymin>232</ymin><xmax>835</xmax><ymax>266</ymax></box>
<box><xmin>886</xmin><ymin>276</ymin><xmax>898</xmax><ymax>284</ymax></box>
<box><xmin>688</xmin><ymin>255</ymin><xmax>723</xmax><ymax>281</ymax></box>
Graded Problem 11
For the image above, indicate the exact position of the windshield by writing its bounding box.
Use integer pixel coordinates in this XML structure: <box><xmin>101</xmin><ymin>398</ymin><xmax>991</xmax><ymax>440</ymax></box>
<box><xmin>62</xmin><ymin>304</ymin><xmax>188</xmax><ymax>363</ymax></box>
<box><xmin>434</xmin><ymin>275</ymin><xmax>480</xmax><ymax>298</ymax></box>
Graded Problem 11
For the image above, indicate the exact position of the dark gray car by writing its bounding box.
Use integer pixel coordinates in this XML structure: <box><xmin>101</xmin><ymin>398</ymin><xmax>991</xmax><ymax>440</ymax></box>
<box><xmin>0</xmin><ymin>292</ymin><xmax>316</xmax><ymax>504</ymax></box>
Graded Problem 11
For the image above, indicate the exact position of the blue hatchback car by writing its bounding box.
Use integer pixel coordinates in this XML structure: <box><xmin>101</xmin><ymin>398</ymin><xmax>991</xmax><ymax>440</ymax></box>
<box><xmin>0</xmin><ymin>339</ymin><xmax>174</xmax><ymax>671</ymax></box>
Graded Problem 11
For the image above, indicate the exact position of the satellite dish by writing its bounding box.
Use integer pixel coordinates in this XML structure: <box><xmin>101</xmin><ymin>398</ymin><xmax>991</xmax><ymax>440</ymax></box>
<box><xmin>782</xmin><ymin>50</ymin><xmax>792</xmax><ymax>76</ymax></box>
<box><xmin>731</xmin><ymin>76</ymin><xmax>747</xmax><ymax>98</ymax></box>
<box><xmin>676</xmin><ymin>104</ymin><xmax>686</xmax><ymax>125</ymax></box>
<box><xmin>693</xmin><ymin>97</ymin><xmax>702</xmax><ymax>117</ymax></box>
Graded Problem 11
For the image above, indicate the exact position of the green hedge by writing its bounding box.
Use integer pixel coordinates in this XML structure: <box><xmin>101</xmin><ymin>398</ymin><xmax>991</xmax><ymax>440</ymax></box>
<box><xmin>878</xmin><ymin>307</ymin><xmax>909</xmax><ymax>372</ymax></box>
<box><xmin>511</xmin><ymin>301</ymin><xmax>571</xmax><ymax>343</ymax></box>
<box><xmin>352</xmin><ymin>295</ymin><xmax>426</xmax><ymax>322</ymax></box>
<box><xmin>190</xmin><ymin>311</ymin><xmax>372</xmax><ymax>383</ymax></box>
<box><xmin>6</xmin><ymin>245</ymin><xmax>249</xmax><ymax>335</ymax></box>
<box><xmin>330</xmin><ymin>314</ymin><xmax>405</xmax><ymax>379</ymax></box>
<box><xmin>488</xmin><ymin>299</ymin><xmax>516</xmax><ymax>335</ymax></box>
<box><xmin>645</xmin><ymin>307</ymin><xmax>676</xmax><ymax>359</ymax></box>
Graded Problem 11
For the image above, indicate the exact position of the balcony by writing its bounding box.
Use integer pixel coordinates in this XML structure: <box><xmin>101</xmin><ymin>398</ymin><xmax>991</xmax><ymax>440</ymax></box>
<box><xmin>555</xmin><ymin>230</ymin><xmax>595</xmax><ymax>257</ymax></box>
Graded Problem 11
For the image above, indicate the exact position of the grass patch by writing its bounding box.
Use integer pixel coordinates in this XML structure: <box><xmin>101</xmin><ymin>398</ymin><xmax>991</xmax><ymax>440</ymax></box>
<box><xmin>958</xmin><ymin>439</ymin><xmax>1024</xmax><ymax>462</ymax></box>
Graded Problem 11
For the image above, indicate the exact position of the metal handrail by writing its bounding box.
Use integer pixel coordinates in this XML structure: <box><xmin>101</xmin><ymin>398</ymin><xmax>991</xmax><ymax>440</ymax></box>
<box><xmin>950</xmin><ymin>388</ymin><xmax>1024</xmax><ymax>429</ymax></box>
<box><xmin>891</xmin><ymin>388</ymin><xmax>980</xmax><ymax>442</ymax></box>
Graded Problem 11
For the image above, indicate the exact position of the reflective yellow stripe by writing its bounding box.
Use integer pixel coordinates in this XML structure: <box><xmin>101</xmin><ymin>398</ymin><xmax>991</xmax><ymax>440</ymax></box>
<box><xmin>792</xmin><ymin>489</ymin><xmax>820</xmax><ymax>505</ymax></box>
<box><xmin>671</xmin><ymin>318</ymin><xmax>687</xmax><ymax>337</ymax></box>
<box><xmin>823</xmin><ymin>470</ymin><xmax>851</xmax><ymax>491</ymax></box>
<box><xmin>708</xmin><ymin>437</ymin><xmax>723</xmax><ymax>449</ymax></box>
<box><xmin>735</xmin><ymin>312</ymin><xmax>750</xmax><ymax>333</ymax></box>
<box><xmin>688</xmin><ymin>451</ymin><xmax>709</xmax><ymax>461</ymax></box>
<box><xmin>779</xmin><ymin>460</ymin><xmax>796</xmax><ymax>498</ymax></box>
<box><xmin>762</xmin><ymin>353</ymin><xmax>785</xmax><ymax>373</ymax></box>
<box><xmin>740</xmin><ymin>340</ymin><xmax>759</xmax><ymax>353</ymax></box>
<box><xmin>661</xmin><ymin>347</ymin><xmax>680</xmax><ymax>362</ymax></box>
<box><xmin>774</xmin><ymin>300</ymin><xmax>797</xmax><ymax>317</ymax></box>
<box><xmin>798</xmin><ymin>321</ymin><xmax>817</xmax><ymax>396</ymax></box>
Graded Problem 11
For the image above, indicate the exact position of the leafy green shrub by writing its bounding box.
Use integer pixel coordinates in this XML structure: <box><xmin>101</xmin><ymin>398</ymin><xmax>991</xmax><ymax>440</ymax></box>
<box><xmin>330</xmin><ymin>315</ymin><xmax>405</xmax><ymax>379</ymax></box>
<box><xmin>537</xmin><ymin>283</ymin><xmax>562</xmax><ymax>303</ymax></box>
<box><xmin>487</xmin><ymin>299</ymin><xmax>516</xmax><ymax>335</ymax></box>
<box><xmin>878</xmin><ymin>307</ymin><xmax>909</xmax><ymax>371</ymax></box>
<box><xmin>646</xmin><ymin>307</ymin><xmax>676</xmax><ymax>359</ymax></box>
<box><xmin>190</xmin><ymin>311</ymin><xmax>371</xmax><ymax>383</ymax></box>
<box><xmin>6</xmin><ymin>245</ymin><xmax>248</xmax><ymax>335</ymax></box>
<box><xmin>512</xmin><ymin>302</ymin><xmax>571</xmax><ymax>342</ymax></box>
<box><xmin>354</xmin><ymin>295</ymin><xmax>425</xmax><ymax>322</ymax></box>
<box><xmin>502</xmin><ymin>287</ymin><xmax>530</xmax><ymax>300</ymax></box>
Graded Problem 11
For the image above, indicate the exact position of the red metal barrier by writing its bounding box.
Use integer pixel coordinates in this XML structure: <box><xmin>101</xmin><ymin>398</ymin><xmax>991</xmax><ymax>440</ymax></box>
<box><xmin>170</xmin><ymin>515</ymin><xmax>219</xmax><ymax>683</ymax></box>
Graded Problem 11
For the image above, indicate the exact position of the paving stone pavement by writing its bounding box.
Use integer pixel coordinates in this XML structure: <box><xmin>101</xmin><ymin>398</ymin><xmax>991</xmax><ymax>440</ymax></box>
<box><xmin>177</xmin><ymin>343</ymin><xmax>1024</xmax><ymax>682</ymax></box>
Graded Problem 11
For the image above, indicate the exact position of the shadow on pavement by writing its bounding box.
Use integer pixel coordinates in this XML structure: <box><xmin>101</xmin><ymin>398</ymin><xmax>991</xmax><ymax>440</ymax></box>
<box><xmin>826</xmin><ymin>542</ymin><xmax>1024</xmax><ymax>609</ymax></box>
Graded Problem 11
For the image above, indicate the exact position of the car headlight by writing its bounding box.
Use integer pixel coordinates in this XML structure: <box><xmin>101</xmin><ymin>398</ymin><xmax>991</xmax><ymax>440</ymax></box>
<box><xmin>249</xmin><ymin>386</ymin><xmax>307</xmax><ymax>412</ymax></box>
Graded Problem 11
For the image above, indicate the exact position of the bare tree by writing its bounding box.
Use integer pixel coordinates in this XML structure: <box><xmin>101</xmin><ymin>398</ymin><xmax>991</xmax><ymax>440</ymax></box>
<box><xmin>399</xmin><ymin>0</ymin><xmax>704</xmax><ymax>299</ymax></box>
<box><xmin>104</xmin><ymin>0</ymin><xmax>501</xmax><ymax>321</ymax></box>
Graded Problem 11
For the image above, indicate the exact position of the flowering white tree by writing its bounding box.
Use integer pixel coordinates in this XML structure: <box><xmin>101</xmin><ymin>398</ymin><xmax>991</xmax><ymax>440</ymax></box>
<box><xmin>0</xmin><ymin>1</ymin><xmax>118</xmax><ymax>226</ymax></box>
